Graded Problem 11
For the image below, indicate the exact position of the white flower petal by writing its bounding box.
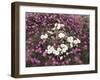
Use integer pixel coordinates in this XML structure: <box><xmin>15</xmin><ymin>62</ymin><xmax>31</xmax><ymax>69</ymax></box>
<box><xmin>67</xmin><ymin>36</ymin><xmax>74</xmax><ymax>43</ymax></box>
<box><xmin>47</xmin><ymin>50</ymin><xmax>52</xmax><ymax>54</ymax></box>
<box><xmin>66</xmin><ymin>52</ymin><xmax>69</xmax><ymax>55</ymax></box>
<box><xmin>53</xmin><ymin>50</ymin><xmax>59</xmax><ymax>55</ymax></box>
<box><xmin>77</xmin><ymin>38</ymin><xmax>81</xmax><ymax>43</ymax></box>
<box><xmin>57</xmin><ymin>47</ymin><xmax>62</xmax><ymax>51</ymax></box>
<box><xmin>61</xmin><ymin>48</ymin><xmax>66</xmax><ymax>53</ymax></box>
<box><xmin>40</xmin><ymin>35</ymin><xmax>44</xmax><ymax>39</ymax></box>
<box><xmin>60</xmin><ymin>56</ymin><xmax>63</xmax><ymax>60</ymax></box>
<box><xmin>47</xmin><ymin>45</ymin><xmax>51</xmax><ymax>49</ymax></box>
<box><xmin>60</xmin><ymin>44</ymin><xmax>65</xmax><ymax>48</ymax></box>
<box><xmin>50</xmin><ymin>46</ymin><xmax>55</xmax><ymax>51</ymax></box>
<box><xmin>70</xmin><ymin>43</ymin><xmax>73</xmax><ymax>48</ymax></box>
<box><xmin>52</xmin><ymin>27</ymin><xmax>56</xmax><ymax>30</ymax></box>
<box><xmin>73</xmin><ymin>40</ymin><xmax>78</xmax><ymax>45</ymax></box>
<box><xmin>54</xmin><ymin>23</ymin><xmax>58</xmax><ymax>27</ymax></box>
<box><xmin>65</xmin><ymin>47</ymin><xmax>68</xmax><ymax>50</ymax></box>
<box><xmin>40</xmin><ymin>34</ymin><xmax>48</xmax><ymax>39</ymax></box>
<box><xmin>61</xmin><ymin>24</ymin><xmax>64</xmax><ymax>27</ymax></box>
<box><xmin>57</xmin><ymin>24</ymin><xmax>61</xmax><ymax>29</ymax></box>
<box><xmin>60</xmin><ymin>44</ymin><xmax>68</xmax><ymax>49</ymax></box>
<box><xmin>58</xmin><ymin>33</ymin><xmax>65</xmax><ymax>38</ymax></box>
<box><xmin>47</xmin><ymin>31</ymin><xmax>53</xmax><ymax>34</ymax></box>
<box><xmin>44</xmin><ymin>34</ymin><xmax>48</xmax><ymax>38</ymax></box>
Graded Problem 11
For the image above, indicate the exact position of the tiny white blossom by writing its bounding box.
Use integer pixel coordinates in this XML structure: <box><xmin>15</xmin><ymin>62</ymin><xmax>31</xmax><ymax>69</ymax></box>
<box><xmin>73</xmin><ymin>38</ymin><xmax>81</xmax><ymax>45</ymax></box>
<box><xmin>53</xmin><ymin>50</ymin><xmax>59</xmax><ymax>55</ymax></box>
<box><xmin>70</xmin><ymin>43</ymin><xmax>73</xmax><ymax>48</ymax></box>
<box><xmin>54</xmin><ymin>23</ymin><xmax>58</xmax><ymax>27</ymax></box>
<box><xmin>61</xmin><ymin>24</ymin><xmax>64</xmax><ymax>27</ymax></box>
<box><xmin>60</xmin><ymin>44</ymin><xmax>66</xmax><ymax>48</ymax></box>
<box><xmin>66</xmin><ymin>52</ymin><xmax>69</xmax><ymax>55</ymax></box>
<box><xmin>60</xmin><ymin>56</ymin><xmax>63</xmax><ymax>60</ymax></box>
<box><xmin>50</xmin><ymin>46</ymin><xmax>55</xmax><ymax>51</ymax></box>
<box><xmin>64</xmin><ymin>46</ymin><xmax>68</xmax><ymax>50</ymax></box>
<box><xmin>58</xmin><ymin>33</ymin><xmax>65</xmax><ymax>38</ymax></box>
<box><xmin>47</xmin><ymin>31</ymin><xmax>53</xmax><ymax>34</ymax></box>
<box><xmin>47</xmin><ymin>45</ymin><xmax>51</xmax><ymax>49</ymax></box>
<box><xmin>57</xmin><ymin>24</ymin><xmax>61</xmax><ymax>29</ymax></box>
<box><xmin>45</xmin><ymin>48</ymin><xmax>52</xmax><ymax>54</ymax></box>
<box><xmin>60</xmin><ymin>44</ymin><xmax>68</xmax><ymax>53</ymax></box>
<box><xmin>45</xmin><ymin>34</ymin><xmax>48</xmax><ymax>38</ymax></box>
<box><xmin>47</xmin><ymin>49</ymin><xmax>52</xmax><ymax>54</ymax></box>
<box><xmin>67</xmin><ymin>36</ymin><xmax>74</xmax><ymax>43</ymax></box>
<box><xmin>61</xmin><ymin>48</ymin><xmax>67</xmax><ymax>53</ymax></box>
<box><xmin>60</xmin><ymin>44</ymin><xmax>68</xmax><ymax>49</ymax></box>
<box><xmin>73</xmin><ymin>40</ymin><xmax>77</xmax><ymax>45</ymax></box>
<box><xmin>77</xmin><ymin>38</ymin><xmax>81</xmax><ymax>43</ymax></box>
<box><xmin>61</xmin><ymin>47</ymin><xmax>68</xmax><ymax>53</ymax></box>
<box><xmin>57</xmin><ymin>47</ymin><xmax>62</xmax><ymax>52</ymax></box>
<box><xmin>40</xmin><ymin>34</ymin><xmax>48</xmax><ymax>39</ymax></box>
<box><xmin>40</xmin><ymin>35</ymin><xmax>44</xmax><ymax>39</ymax></box>
<box><xmin>46</xmin><ymin>45</ymin><xmax>55</xmax><ymax>54</ymax></box>
<box><xmin>52</xmin><ymin>27</ymin><xmax>56</xmax><ymax>30</ymax></box>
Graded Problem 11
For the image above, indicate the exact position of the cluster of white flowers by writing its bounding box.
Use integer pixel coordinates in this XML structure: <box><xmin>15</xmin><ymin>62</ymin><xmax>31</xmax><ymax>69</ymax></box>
<box><xmin>73</xmin><ymin>38</ymin><xmax>81</xmax><ymax>45</ymax></box>
<box><xmin>58</xmin><ymin>32</ymin><xmax>65</xmax><ymax>38</ymax></box>
<box><xmin>40</xmin><ymin>33</ymin><xmax>48</xmax><ymax>39</ymax></box>
<box><xmin>60</xmin><ymin>44</ymin><xmax>68</xmax><ymax>53</ymax></box>
<box><xmin>40</xmin><ymin>23</ymin><xmax>81</xmax><ymax>59</ymax></box>
<box><xmin>52</xmin><ymin>23</ymin><xmax>64</xmax><ymax>30</ymax></box>
<box><xmin>67</xmin><ymin>36</ymin><xmax>74</xmax><ymax>43</ymax></box>
<box><xmin>67</xmin><ymin>36</ymin><xmax>81</xmax><ymax>48</ymax></box>
<box><xmin>46</xmin><ymin>44</ymin><xmax>69</xmax><ymax>56</ymax></box>
<box><xmin>40</xmin><ymin>23</ymin><xmax>65</xmax><ymax>39</ymax></box>
<box><xmin>45</xmin><ymin>45</ymin><xmax>59</xmax><ymax>55</ymax></box>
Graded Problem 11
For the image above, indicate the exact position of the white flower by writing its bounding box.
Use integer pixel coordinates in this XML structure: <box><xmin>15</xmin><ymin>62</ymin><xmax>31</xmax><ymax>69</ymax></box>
<box><xmin>46</xmin><ymin>49</ymin><xmax>52</xmax><ymax>54</ymax></box>
<box><xmin>46</xmin><ymin>45</ymin><xmax>61</xmax><ymax>55</ymax></box>
<box><xmin>73</xmin><ymin>38</ymin><xmax>81</xmax><ymax>45</ymax></box>
<box><xmin>58</xmin><ymin>33</ymin><xmax>65</xmax><ymax>38</ymax></box>
<box><xmin>40</xmin><ymin>35</ymin><xmax>44</xmax><ymax>39</ymax></box>
<box><xmin>57</xmin><ymin>47</ymin><xmax>62</xmax><ymax>52</ymax></box>
<box><xmin>60</xmin><ymin>44</ymin><xmax>66</xmax><ymax>48</ymax></box>
<box><xmin>67</xmin><ymin>36</ymin><xmax>74</xmax><ymax>43</ymax></box>
<box><xmin>40</xmin><ymin>34</ymin><xmax>48</xmax><ymax>39</ymax></box>
<box><xmin>60</xmin><ymin>56</ymin><xmax>63</xmax><ymax>60</ymax></box>
<box><xmin>60</xmin><ymin>44</ymin><xmax>68</xmax><ymax>53</ymax></box>
<box><xmin>70</xmin><ymin>43</ymin><xmax>73</xmax><ymax>48</ymax></box>
<box><xmin>46</xmin><ymin>45</ymin><xmax>55</xmax><ymax>54</ymax></box>
<box><xmin>47</xmin><ymin>31</ymin><xmax>53</xmax><ymax>34</ymax></box>
<box><xmin>61</xmin><ymin>48</ymin><xmax>67</xmax><ymax>53</ymax></box>
<box><xmin>60</xmin><ymin>44</ymin><xmax>68</xmax><ymax>49</ymax></box>
<box><xmin>54</xmin><ymin>23</ymin><xmax>65</xmax><ymax>30</ymax></box>
<box><xmin>54</xmin><ymin>23</ymin><xmax>58</xmax><ymax>27</ymax></box>
<box><xmin>50</xmin><ymin>46</ymin><xmax>55</xmax><ymax>51</ymax></box>
<box><xmin>66</xmin><ymin>52</ymin><xmax>69</xmax><ymax>55</ymax></box>
<box><xmin>46</xmin><ymin>45</ymin><xmax>60</xmax><ymax>55</ymax></box>
<box><xmin>61</xmin><ymin>24</ymin><xmax>64</xmax><ymax>27</ymax></box>
<box><xmin>53</xmin><ymin>50</ymin><xmax>59</xmax><ymax>55</ymax></box>
<box><xmin>73</xmin><ymin>40</ymin><xmax>78</xmax><ymax>45</ymax></box>
<box><xmin>45</xmin><ymin>34</ymin><xmax>48</xmax><ymax>38</ymax></box>
<box><xmin>47</xmin><ymin>45</ymin><xmax>51</xmax><ymax>49</ymax></box>
<box><xmin>52</xmin><ymin>27</ymin><xmax>56</xmax><ymax>30</ymax></box>
<box><xmin>57</xmin><ymin>24</ymin><xmax>61</xmax><ymax>29</ymax></box>
<box><xmin>61</xmin><ymin>47</ymin><xmax>68</xmax><ymax>53</ymax></box>
<box><xmin>77</xmin><ymin>38</ymin><xmax>81</xmax><ymax>43</ymax></box>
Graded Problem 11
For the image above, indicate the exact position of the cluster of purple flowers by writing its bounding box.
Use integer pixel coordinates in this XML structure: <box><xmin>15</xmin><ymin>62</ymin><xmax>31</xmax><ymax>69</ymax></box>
<box><xmin>26</xmin><ymin>12</ymin><xmax>89</xmax><ymax>67</ymax></box>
